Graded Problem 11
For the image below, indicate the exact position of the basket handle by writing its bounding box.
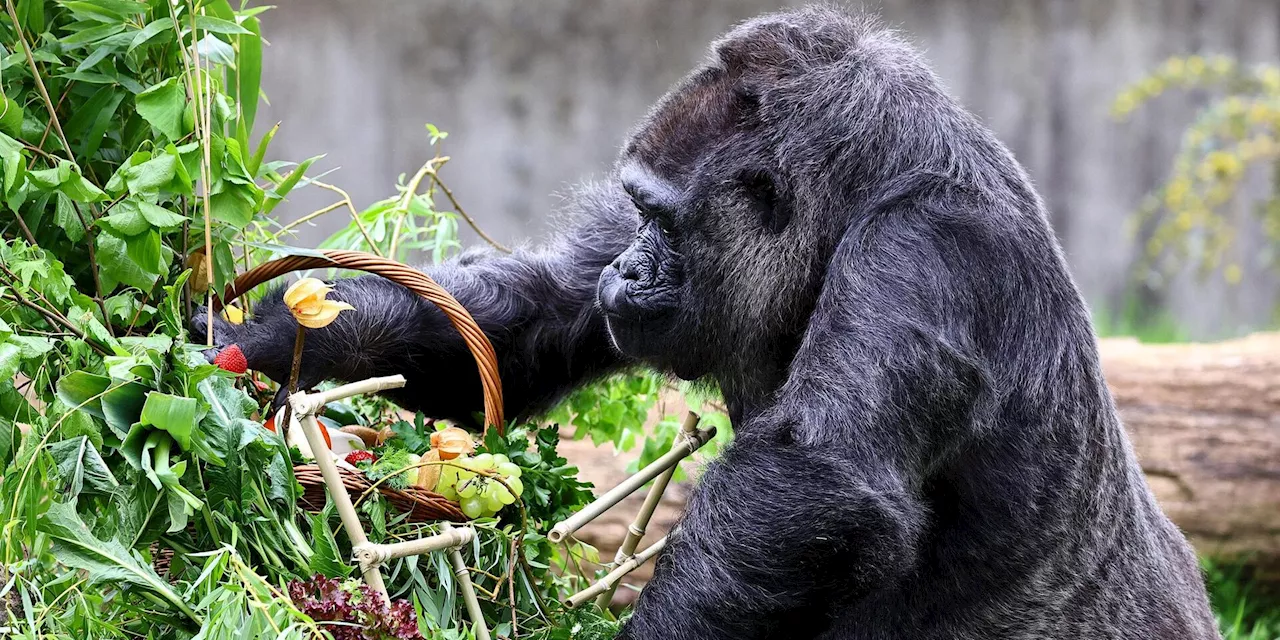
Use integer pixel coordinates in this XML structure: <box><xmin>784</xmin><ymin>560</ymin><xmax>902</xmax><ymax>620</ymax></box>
<box><xmin>214</xmin><ymin>249</ymin><xmax>505</xmax><ymax>432</ymax></box>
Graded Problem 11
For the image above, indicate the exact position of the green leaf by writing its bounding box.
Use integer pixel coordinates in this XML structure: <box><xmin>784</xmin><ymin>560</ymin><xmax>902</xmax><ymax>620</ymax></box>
<box><xmin>263</xmin><ymin>155</ymin><xmax>321</xmax><ymax>213</ymax></box>
<box><xmin>0</xmin><ymin>93</ymin><xmax>23</xmax><ymax>137</ymax></box>
<box><xmin>247</xmin><ymin>122</ymin><xmax>278</xmax><ymax>177</ymax></box>
<box><xmin>54</xmin><ymin>194</ymin><xmax>84</xmax><ymax>241</ymax></box>
<box><xmin>135</xmin><ymin>78</ymin><xmax>185</xmax><ymax>140</ymax></box>
<box><xmin>137</xmin><ymin>200</ymin><xmax>185</xmax><ymax>229</ymax></box>
<box><xmin>194</xmin><ymin>15</ymin><xmax>251</xmax><ymax>35</ymax></box>
<box><xmin>124</xmin><ymin>152</ymin><xmax>182</xmax><ymax>197</ymax></box>
<box><xmin>60</xmin><ymin>0</ymin><xmax>146</xmax><ymax>21</ymax></box>
<box><xmin>40</xmin><ymin>501</ymin><xmax>201</xmax><ymax>624</ymax></box>
<box><xmin>97</xmin><ymin>233</ymin><xmax>158</xmax><ymax>291</ymax></box>
<box><xmin>99</xmin><ymin>199</ymin><xmax>150</xmax><ymax>236</ymax></box>
<box><xmin>237</xmin><ymin>16</ymin><xmax>263</xmax><ymax>133</ymax></box>
<box><xmin>308</xmin><ymin>509</ymin><xmax>352</xmax><ymax>578</ymax></box>
<box><xmin>124</xmin><ymin>230</ymin><xmax>164</xmax><ymax>275</ymax></box>
<box><xmin>128</xmin><ymin>17</ymin><xmax>175</xmax><ymax>52</ymax></box>
<box><xmin>48</xmin><ymin>436</ymin><xmax>119</xmax><ymax>497</ymax></box>
<box><xmin>78</xmin><ymin>88</ymin><xmax>126</xmax><ymax>162</ymax></box>
<box><xmin>139</xmin><ymin>392</ymin><xmax>197</xmax><ymax>450</ymax></box>
<box><xmin>196</xmin><ymin>33</ymin><xmax>235</xmax><ymax>67</ymax></box>
<box><xmin>0</xmin><ymin>343</ymin><xmax>21</xmax><ymax>382</ymax></box>
<box><xmin>210</xmin><ymin>186</ymin><xmax>257</xmax><ymax>227</ymax></box>
<box><xmin>56</xmin><ymin>371</ymin><xmax>148</xmax><ymax>439</ymax></box>
<box><xmin>0</xmin><ymin>132</ymin><xmax>25</xmax><ymax>194</ymax></box>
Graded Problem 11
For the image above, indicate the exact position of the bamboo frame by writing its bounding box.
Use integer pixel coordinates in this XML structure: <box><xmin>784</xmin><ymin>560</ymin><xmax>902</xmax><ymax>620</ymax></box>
<box><xmin>548</xmin><ymin>413</ymin><xmax>716</xmax><ymax>544</ymax></box>
<box><xmin>558</xmin><ymin>411</ymin><xmax>716</xmax><ymax>610</ymax></box>
<box><xmin>288</xmin><ymin>377</ymin><xmax>491</xmax><ymax>640</ymax></box>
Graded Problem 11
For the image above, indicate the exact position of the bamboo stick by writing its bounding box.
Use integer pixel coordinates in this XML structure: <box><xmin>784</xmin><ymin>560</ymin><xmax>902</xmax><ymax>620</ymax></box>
<box><xmin>548</xmin><ymin>412</ymin><xmax>714</xmax><ymax>543</ymax></box>
<box><xmin>446</xmin><ymin>522</ymin><xmax>492</xmax><ymax>640</ymax></box>
<box><xmin>565</xmin><ymin>536</ymin><xmax>668</xmax><ymax>608</ymax></box>
<box><xmin>593</xmin><ymin>412</ymin><xmax>699</xmax><ymax>608</ymax></box>
<box><xmin>353</xmin><ymin>526</ymin><xmax>474</xmax><ymax>565</ymax></box>
<box><xmin>293</xmin><ymin>409</ymin><xmax>387</xmax><ymax>596</ymax></box>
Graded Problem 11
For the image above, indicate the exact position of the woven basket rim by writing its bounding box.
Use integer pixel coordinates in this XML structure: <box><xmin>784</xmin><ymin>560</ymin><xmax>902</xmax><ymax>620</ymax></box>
<box><xmin>215</xmin><ymin>249</ymin><xmax>505</xmax><ymax>431</ymax></box>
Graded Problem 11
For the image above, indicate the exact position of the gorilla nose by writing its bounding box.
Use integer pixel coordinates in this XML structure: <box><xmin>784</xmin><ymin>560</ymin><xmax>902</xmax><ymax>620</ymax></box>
<box><xmin>615</xmin><ymin>256</ymin><xmax>641</xmax><ymax>281</ymax></box>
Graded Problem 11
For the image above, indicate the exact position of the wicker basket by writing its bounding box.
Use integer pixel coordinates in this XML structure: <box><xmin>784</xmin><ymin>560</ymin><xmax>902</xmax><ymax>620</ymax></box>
<box><xmin>218</xmin><ymin>250</ymin><xmax>505</xmax><ymax>523</ymax></box>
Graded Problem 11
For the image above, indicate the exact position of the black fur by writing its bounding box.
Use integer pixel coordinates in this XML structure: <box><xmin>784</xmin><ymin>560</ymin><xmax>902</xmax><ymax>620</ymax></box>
<box><xmin>194</xmin><ymin>6</ymin><xmax>1218</xmax><ymax>638</ymax></box>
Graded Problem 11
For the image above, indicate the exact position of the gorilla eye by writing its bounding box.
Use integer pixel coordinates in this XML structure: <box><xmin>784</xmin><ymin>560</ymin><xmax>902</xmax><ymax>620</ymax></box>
<box><xmin>740</xmin><ymin>171</ymin><xmax>789</xmax><ymax>234</ymax></box>
<box><xmin>656</xmin><ymin>216</ymin><xmax>677</xmax><ymax>240</ymax></box>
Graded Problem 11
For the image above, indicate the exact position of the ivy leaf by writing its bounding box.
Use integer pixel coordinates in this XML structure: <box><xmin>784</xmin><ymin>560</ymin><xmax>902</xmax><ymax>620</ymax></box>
<box><xmin>135</xmin><ymin>78</ymin><xmax>185</xmax><ymax>140</ymax></box>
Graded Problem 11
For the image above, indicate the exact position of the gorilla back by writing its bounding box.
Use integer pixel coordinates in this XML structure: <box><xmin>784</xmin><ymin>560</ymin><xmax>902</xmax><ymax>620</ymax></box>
<box><xmin>195</xmin><ymin>5</ymin><xmax>1219</xmax><ymax>639</ymax></box>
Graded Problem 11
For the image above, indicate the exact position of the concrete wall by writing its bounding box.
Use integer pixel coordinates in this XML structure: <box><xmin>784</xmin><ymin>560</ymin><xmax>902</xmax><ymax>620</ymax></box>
<box><xmin>255</xmin><ymin>0</ymin><xmax>1276</xmax><ymax>339</ymax></box>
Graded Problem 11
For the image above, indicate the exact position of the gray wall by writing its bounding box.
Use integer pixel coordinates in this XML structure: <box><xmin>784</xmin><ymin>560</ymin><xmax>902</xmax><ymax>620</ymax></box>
<box><xmin>256</xmin><ymin>0</ymin><xmax>1277</xmax><ymax>339</ymax></box>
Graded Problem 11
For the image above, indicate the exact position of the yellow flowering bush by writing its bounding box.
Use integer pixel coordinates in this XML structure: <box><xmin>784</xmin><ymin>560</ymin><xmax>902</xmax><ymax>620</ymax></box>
<box><xmin>1113</xmin><ymin>55</ymin><xmax>1280</xmax><ymax>284</ymax></box>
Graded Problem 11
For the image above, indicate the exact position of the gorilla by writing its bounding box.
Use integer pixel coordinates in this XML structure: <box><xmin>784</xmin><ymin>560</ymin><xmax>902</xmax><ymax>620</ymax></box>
<box><xmin>196</xmin><ymin>6</ymin><xmax>1219</xmax><ymax>639</ymax></box>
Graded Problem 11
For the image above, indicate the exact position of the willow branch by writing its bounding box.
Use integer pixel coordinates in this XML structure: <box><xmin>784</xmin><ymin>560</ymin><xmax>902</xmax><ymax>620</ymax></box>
<box><xmin>424</xmin><ymin>161</ymin><xmax>512</xmax><ymax>254</ymax></box>
<box><xmin>310</xmin><ymin>179</ymin><xmax>381</xmax><ymax>256</ymax></box>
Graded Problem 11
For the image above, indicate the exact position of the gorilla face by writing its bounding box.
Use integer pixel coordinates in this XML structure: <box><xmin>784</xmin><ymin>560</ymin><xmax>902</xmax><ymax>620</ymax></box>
<box><xmin>597</xmin><ymin>59</ymin><xmax>827</xmax><ymax>390</ymax></box>
<box><xmin>595</xmin><ymin>163</ymin><xmax>692</xmax><ymax>372</ymax></box>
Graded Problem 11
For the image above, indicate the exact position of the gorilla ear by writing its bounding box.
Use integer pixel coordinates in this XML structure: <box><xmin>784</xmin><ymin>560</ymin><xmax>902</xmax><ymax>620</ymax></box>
<box><xmin>739</xmin><ymin>170</ymin><xmax>790</xmax><ymax>234</ymax></box>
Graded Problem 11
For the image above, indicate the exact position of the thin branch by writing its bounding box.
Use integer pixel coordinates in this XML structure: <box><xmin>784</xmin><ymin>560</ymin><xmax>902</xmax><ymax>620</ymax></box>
<box><xmin>69</xmin><ymin>201</ymin><xmax>112</xmax><ymax>337</ymax></box>
<box><xmin>5</xmin><ymin>0</ymin><xmax>72</xmax><ymax>156</ymax></box>
<box><xmin>311</xmin><ymin>179</ymin><xmax>381</xmax><ymax>256</ymax></box>
<box><xmin>0</xmin><ymin>291</ymin><xmax>110</xmax><ymax>355</ymax></box>
<box><xmin>9</xmin><ymin>210</ymin><xmax>36</xmax><ymax>245</ymax></box>
<box><xmin>387</xmin><ymin>161</ymin><xmax>437</xmax><ymax>259</ymax></box>
<box><xmin>424</xmin><ymin>158</ymin><xmax>512</xmax><ymax>254</ymax></box>
<box><xmin>277</xmin><ymin>200</ymin><xmax>345</xmax><ymax>234</ymax></box>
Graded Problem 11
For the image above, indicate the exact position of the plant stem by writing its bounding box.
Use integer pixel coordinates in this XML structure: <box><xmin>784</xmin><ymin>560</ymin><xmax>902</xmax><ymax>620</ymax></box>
<box><xmin>10</xmin><ymin>210</ymin><xmax>36</xmax><ymax>245</ymax></box>
<box><xmin>187</xmin><ymin>8</ymin><xmax>216</xmax><ymax>347</ymax></box>
<box><xmin>279</xmin><ymin>324</ymin><xmax>306</xmax><ymax>437</ymax></box>
<box><xmin>278</xmin><ymin>200</ymin><xmax>345</xmax><ymax>234</ymax></box>
<box><xmin>311</xmin><ymin>180</ymin><xmax>382</xmax><ymax>256</ymax></box>
<box><xmin>387</xmin><ymin>161</ymin><xmax>437</xmax><ymax>259</ymax></box>
<box><xmin>0</xmin><ymin>274</ymin><xmax>111</xmax><ymax>354</ymax></box>
<box><xmin>5</xmin><ymin>0</ymin><xmax>72</xmax><ymax>156</ymax></box>
<box><xmin>69</xmin><ymin>201</ymin><xmax>112</xmax><ymax>337</ymax></box>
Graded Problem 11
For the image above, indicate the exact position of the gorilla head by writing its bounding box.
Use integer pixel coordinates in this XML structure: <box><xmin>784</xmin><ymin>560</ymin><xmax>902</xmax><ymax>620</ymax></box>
<box><xmin>597</xmin><ymin>13</ymin><xmax>952</xmax><ymax>399</ymax></box>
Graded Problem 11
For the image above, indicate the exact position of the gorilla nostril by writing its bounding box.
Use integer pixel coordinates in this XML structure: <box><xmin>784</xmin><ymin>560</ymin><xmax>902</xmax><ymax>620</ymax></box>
<box><xmin>620</xmin><ymin>260</ymin><xmax>641</xmax><ymax>281</ymax></box>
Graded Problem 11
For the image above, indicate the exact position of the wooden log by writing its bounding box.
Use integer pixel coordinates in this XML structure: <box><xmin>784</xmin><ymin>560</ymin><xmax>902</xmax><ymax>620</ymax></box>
<box><xmin>1099</xmin><ymin>333</ymin><xmax>1280</xmax><ymax>575</ymax></box>
<box><xmin>560</xmin><ymin>332</ymin><xmax>1280</xmax><ymax>594</ymax></box>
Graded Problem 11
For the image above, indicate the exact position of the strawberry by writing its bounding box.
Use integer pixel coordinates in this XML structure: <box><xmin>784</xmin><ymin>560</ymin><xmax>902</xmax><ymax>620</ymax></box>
<box><xmin>213</xmin><ymin>344</ymin><xmax>248</xmax><ymax>374</ymax></box>
<box><xmin>345</xmin><ymin>450</ymin><xmax>377</xmax><ymax>466</ymax></box>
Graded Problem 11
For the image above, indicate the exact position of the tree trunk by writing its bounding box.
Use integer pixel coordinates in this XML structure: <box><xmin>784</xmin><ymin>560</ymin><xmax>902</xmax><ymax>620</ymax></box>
<box><xmin>561</xmin><ymin>332</ymin><xmax>1280</xmax><ymax>596</ymax></box>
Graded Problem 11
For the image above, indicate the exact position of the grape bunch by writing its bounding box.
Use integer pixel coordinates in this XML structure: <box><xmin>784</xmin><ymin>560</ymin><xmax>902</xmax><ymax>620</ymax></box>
<box><xmin>436</xmin><ymin>453</ymin><xmax>525</xmax><ymax>519</ymax></box>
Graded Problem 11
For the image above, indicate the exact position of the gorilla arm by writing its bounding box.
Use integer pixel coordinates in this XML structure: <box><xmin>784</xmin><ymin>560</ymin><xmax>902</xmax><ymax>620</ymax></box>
<box><xmin>192</xmin><ymin>181</ymin><xmax>638</xmax><ymax>424</ymax></box>
<box><xmin>620</xmin><ymin>203</ymin><xmax>988</xmax><ymax>639</ymax></box>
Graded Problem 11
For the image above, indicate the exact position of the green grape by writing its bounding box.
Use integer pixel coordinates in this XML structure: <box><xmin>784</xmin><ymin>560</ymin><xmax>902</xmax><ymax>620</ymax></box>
<box><xmin>460</xmin><ymin>496</ymin><xmax>485</xmax><ymax>519</ymax></box>
<box><xmin>458</xmin><ymin>478</ymin><xmax>479</xmax><ymax>499</ymax></box>
<box><xmin>495</xmin><ymin>484</ymin><xmax>515</xmax><ymax>505</ymax></box>
<box><xmin>484</xmin><ymin>492</ymin><xmax>504</xmax><ymax>513</ymax></box>
<box><xmin>506</xmin><ymin>477</ymin><xmax>523</xmax><ymax>498</ymax></box>
<box><xmin>473</xmin><ymin>453</ymin><xmax>494</xmax><ymax>469</ymax></box>
<box><xmin>497</xmin><ymin>462</ymin><xmax>521</xmax><ymax>478</ymax></box>
<box><xmin>493</xmin><ymin>454</ymin><xmax>509</xmax><ymax>466</ymax></box>
<box><xmin>438</xmin><ymin>484</ymin><xmax>459</xmax><ymax>501</ymax></box>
